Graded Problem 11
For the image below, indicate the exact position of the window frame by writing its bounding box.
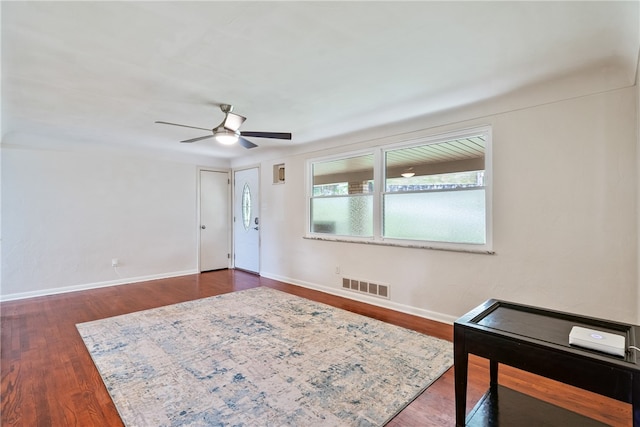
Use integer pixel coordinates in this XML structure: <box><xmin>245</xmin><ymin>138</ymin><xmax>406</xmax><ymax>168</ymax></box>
<box><xmin>306</xmin><ymin>149</ymin><xmax>377</xmax><ymax>243</ymax></box>
<box><xmin>305</xmin><ymin>125</ymin><xmax>493</xmax><ymax>254</ymax></box>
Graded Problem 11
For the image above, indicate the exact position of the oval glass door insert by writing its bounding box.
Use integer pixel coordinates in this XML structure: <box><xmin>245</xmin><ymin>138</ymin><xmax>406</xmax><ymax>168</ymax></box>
<box><xmin>242</xmin><ymin>183</ymin><xmax>251</xmax><ymax>231</ymax></box>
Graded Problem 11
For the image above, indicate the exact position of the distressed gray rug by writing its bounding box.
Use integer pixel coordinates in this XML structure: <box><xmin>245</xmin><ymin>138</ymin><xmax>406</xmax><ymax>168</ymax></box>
<box><xmin>77</xmin><ymin>287</ymin><xmax>453</xmax><ymax>426</ymax></box>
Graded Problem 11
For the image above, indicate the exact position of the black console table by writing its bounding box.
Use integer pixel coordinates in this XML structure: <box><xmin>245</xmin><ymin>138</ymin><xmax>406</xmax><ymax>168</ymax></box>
<box><xmin>454</xmin><ymin>299</ymin><xmax>640</xmax><ymax>426</ymax></box>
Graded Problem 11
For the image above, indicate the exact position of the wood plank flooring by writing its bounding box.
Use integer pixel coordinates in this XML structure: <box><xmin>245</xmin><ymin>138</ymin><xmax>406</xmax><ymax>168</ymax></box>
<box><xmin>1</xmin><ymin>269</ymin><xmax>631</xmax><ymax>426</ymax></box>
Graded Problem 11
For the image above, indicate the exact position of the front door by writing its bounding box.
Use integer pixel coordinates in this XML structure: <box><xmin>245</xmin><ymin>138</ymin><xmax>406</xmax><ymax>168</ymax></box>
<box><xmin>199</xmin><ymin>170</ymin><xmax>230</xmax><ymax>271</ymax></box>
<box><xmin>233</xmin><ymin>167</ymin><xmax>260</xmax><ymax>273</ymax></box>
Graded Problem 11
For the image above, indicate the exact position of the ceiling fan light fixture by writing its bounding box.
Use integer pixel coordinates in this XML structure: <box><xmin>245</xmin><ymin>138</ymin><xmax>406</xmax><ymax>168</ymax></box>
<box><xmin>214</xmin><ymin>129</ymin><xmax>239</xmax><ymax>145</ymax></box>
<box><xmin>156</xmin><ymin>103</ymin><xmax>291</xmax><ymax>149</ymax></box>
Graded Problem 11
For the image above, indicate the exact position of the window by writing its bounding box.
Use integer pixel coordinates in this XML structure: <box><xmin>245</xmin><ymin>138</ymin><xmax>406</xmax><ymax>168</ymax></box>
<box><xmin>307</xmin><ymin>126</ymin><xmax>492</xmax><ymax>252</ymax></box>
<box><xmin>383</xmin><ymin>137</ymin><xmax>487</xmax><ymax>245</ymax></box>
<box><xmin>310</xmin><ymin>153</ymin><xmax>374</xmax><ymax>237</ymax></box>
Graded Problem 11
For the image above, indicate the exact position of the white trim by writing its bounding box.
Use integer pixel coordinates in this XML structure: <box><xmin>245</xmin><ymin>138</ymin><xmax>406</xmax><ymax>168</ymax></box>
<box><xmin>306</xmin><ymin>125</ymin><xmax>493</xmax><ymax>253</ymax></box>
<box><xmin>305</xmin><ymin>148</ymin><xmax>376</xmax><ymax>236</ymax></box>
<box><xmin>303</xmin><ymin>235</ymin><xmax>495</xmax><ymax>255</ymax></box>
<box><xmin>372</xmin><ymin>148</ymin><xmax>383</xmax><ymax>239</ymax></box>
<box><xmin>260</xmin><ymin>271</ymin><xmax>458</xmax><ymax>325</ymax></box>
<box><xmin>0</xmin><ymin>269</ymin><xmax>199</xmax><ymax>302</ymax></box>
<box><xmin>483</xmin><ymin>126</ymin><xmax>494</xmax><ymax>252</ymax></box>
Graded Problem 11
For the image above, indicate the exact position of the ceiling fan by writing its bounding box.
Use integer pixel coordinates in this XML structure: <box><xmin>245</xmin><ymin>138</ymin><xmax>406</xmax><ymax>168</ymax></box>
<box><xmin>155</xmin><ymin>104</ymin><xmax>292</xmax><ymax>149</ymax></box>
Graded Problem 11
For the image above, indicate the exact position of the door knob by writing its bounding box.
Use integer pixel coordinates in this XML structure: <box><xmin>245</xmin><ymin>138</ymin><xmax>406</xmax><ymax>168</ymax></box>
<box><xmin>201</xmin><ymin>225</ymin><xmax>206</xmax><ymax>229</ymax></box>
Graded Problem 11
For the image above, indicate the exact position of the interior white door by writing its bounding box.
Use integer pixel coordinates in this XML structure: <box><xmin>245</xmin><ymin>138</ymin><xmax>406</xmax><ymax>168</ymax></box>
<box><xmin>199</xmin><ymin>170</ymin><xmax>230</xmax><ymax>271</ymax></box>
<box><xmin>233</xmin><ymin>167</ymin><xmax>260</xmax><ymax>273</ymax></box>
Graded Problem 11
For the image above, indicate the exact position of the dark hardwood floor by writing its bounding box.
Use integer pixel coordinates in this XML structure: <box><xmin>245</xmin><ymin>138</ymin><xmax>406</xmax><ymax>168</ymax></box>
<box><xmin>1</xmin><ymin>269</ymin><xmax>631</xmax><ymax>426</ymax></box>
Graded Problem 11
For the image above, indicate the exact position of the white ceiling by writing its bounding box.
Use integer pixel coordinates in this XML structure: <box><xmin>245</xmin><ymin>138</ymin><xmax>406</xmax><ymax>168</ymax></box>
<box><xmin>2</xmin><ymin>1</ymin><xmax>639</xmax><ymax>161</ymax></box>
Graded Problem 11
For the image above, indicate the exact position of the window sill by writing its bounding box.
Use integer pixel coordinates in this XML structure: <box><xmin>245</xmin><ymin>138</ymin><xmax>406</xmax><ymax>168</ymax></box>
<box><xmin>303</xmin><ymin>235</ymin><xmax>495</xmax><ymax>255</ymax></box>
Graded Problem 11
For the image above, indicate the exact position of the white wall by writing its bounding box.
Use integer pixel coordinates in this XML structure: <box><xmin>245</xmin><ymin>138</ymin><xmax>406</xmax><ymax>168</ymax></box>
<box><xmin>2</xmin><ymin>86</ymin><xmax>636</xmax><ymax>326</ymax></box>
<box><xmin>256</xmin><ymin>86</ymin><xmax>638</xmax><ymax>324</ymax></box>
<box><xmin>1</xmin><ymin>146</ymin><xmax>209</xmax><ymax>299</ymax></box>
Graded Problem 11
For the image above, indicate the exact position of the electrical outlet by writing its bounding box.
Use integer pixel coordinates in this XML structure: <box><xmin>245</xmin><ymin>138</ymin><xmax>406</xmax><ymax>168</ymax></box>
<box><xmin>112</xmin><ymin>258</ymin><xmax>119</xmax><ymax>267</ymax></box>
<box><xmin>335</xmin><ymin>266</ymin><xmax>340</xmax><ymax>274</ymax></box>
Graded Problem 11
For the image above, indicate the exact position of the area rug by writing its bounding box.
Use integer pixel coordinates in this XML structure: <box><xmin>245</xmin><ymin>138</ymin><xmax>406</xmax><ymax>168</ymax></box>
<box><xmin>77</xmin><ymin>287</ymin><xmax>453</xmax><ymax>426</ymax></box>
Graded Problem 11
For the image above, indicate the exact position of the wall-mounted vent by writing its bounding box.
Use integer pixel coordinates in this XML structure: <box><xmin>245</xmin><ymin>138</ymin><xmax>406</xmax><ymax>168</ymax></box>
<box><xmin>273</xmin><ymin>163</ymin><xmax>285</xmax><ymax>184</ymax></box>
<box><xmin>342</xmin><ymin>277</ymin><xmax>390</xmax><ymax>299</ymax></box>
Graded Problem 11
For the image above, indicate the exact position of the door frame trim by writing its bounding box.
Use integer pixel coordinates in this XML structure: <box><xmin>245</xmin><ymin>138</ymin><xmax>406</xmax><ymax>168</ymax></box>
<box><xmin>197</xmin><ymin>167</ymin><xmax>231</xmax><ymax>272</ymax></box>
<box><xmin>232</xmin><ymin>165</ymin><xmax>261</xmax><ymax>272</ymax></box>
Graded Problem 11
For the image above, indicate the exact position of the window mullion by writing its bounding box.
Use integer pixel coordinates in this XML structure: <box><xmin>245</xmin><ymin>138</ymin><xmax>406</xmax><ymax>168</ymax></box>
<box><xmin>372</xmin><ymin>148</ymin><xmax>383</xmax><ymax>241</ymax></box>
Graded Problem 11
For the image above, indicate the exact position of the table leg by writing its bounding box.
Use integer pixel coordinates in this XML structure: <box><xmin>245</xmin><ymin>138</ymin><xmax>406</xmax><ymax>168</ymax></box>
<box><xmin>633</xmin><ymin>374</ymin><xmax>640</xmax><ymax>427</ymax></box>
<box><xmin>490</xmin><ymin>360</ymin><xmax>498</xmax><ymax>391</ymax></box>
<box><xmin>454</xmin><ymin>326</ymin><xmax>468</xmax><ymax>427</ymax></box>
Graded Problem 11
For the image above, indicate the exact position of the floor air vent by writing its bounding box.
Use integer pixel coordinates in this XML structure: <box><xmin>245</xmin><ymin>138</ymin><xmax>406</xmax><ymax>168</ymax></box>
<box><xmin>342</xmin><ymin>277</ymin><xmax>389</xmax><ymax>299</ymax></box>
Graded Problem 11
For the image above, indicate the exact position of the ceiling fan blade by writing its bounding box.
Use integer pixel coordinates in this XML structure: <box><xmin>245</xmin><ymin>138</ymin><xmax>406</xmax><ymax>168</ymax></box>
<box><xmin>155</xmin><ymin>121</ymin><xmax>211</xmax><ymax>132</ymax></box>
<box><xmin>238</xmin><ymin>137</ymin><xmax>258</xmax><ymax>149</ymax></box>
<box><xmin>240</xmin><ymin>131</ymin><xmax>292</xmax><ymax>140</ymax></box>
<box><xmin>223</xmin><ymin>112</ymin><xmax>246</xmax><ymax>132</ymax></box>
<box><xmin>181</xmin><ymin>135</ymin><xmax>215</xmax><ymax>143</ymax></box>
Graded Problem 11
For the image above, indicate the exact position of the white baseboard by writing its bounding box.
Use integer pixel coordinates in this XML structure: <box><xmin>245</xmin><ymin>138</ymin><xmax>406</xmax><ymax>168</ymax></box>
<box><xmin>3</xmin><ymin>270</ymin><xmax>458</xmax><ymax>326</ymax></box>
<box><xmin>0</xmin><ymin>269</ymin><xmax>199</xmax><ymax>302</ymax></box>
<box><xmin>260</xmin><ymin>271</ymin><xmax>457</xmax><ymax>325</ymax></box>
